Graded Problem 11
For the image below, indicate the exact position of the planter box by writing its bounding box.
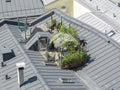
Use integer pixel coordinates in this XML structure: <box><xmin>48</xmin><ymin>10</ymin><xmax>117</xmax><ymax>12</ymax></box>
<box><xmin>62</xmin><ymin>60</ymin><xmax>84</xmax><ymax>69</ymax></box>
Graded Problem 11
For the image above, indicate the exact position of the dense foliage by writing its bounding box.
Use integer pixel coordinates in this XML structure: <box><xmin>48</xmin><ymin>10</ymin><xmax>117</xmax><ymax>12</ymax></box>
<box><xmin>57</xmin><ymin>24</ymin><xmax>79</xmax><ymax>40</ymax></box>
<box><xmin>61</xmin><ymin>50</ymin><xmax>86</xmax><ymax>69</ymax></box>
<box><xmin>47</xmin><ymin>19</ymin><xmax>87</xmax><ymax>69</ymax></box>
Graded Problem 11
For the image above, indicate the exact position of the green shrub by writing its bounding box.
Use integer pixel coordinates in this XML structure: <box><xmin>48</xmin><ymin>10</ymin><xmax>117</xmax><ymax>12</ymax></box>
<box><xmin>59</xmin><ymin>24</ymin><xmax>67</xmax><ymax>33</ymax></box>
<box><xmin>61</xmin><ymin>50</ymin><xmax>86</xmax><ymax>69</ymax></box>
<box><xmin>57</xmin><ymin>24</ymin><xmax>78</xmax><ymax>39</ymax></box>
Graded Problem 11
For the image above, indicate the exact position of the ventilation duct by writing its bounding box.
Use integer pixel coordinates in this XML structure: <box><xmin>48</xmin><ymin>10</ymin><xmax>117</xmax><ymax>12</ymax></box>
<box><xmin>16</xmin><ymin>62</ymin><xmax>25</xmax><ymax>86</ymax></box>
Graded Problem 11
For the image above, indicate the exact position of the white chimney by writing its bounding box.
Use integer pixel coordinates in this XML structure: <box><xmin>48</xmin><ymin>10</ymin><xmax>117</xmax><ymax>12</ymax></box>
<box><xmin>16</xmin><ymin>62</ymin><xmax>25</xmax><ymax>86</ymax></box>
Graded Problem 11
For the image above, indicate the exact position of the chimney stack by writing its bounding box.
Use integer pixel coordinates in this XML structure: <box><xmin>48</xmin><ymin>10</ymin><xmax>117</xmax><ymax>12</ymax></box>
<box><xmin>16</xmin><ymin>62</ymin><xmax>25</xmax><ymax>87</ymax></box>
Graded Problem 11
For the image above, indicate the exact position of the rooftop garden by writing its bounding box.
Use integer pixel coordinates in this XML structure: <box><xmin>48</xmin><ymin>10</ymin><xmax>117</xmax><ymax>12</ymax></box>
<box><xmin>31</xmin><ymin>18</ymin><xmax>87</xmax><ymax>69</ymax></box>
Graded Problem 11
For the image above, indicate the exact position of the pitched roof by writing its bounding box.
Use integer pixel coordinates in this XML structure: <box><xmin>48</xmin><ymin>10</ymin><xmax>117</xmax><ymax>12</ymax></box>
<box><xmin>78</xmin><ymin>12</ymin><xmax>120</xmax><ymax>43</ymax></box>
<box><xmin>0</xmin><ymin>24</ymin><xmax>48</xmax><ymax>90</ymax></box>
<box><xmin>0</xmin><ymin>11</ymin><xmax>86</xmax><ymax>90</ymax></box>
<box><xmin>78</xmin><ymin>0</ymin><xmax>120</xmax><ymax>23</ymax></box>
<box><xmin>28</xmin><ymin>9</ymin><xmax>120</xmax><ymax>90</ymax></box>
<box><xmin>1</xmin><ymin>8</ymin><xmax>120</xmax><ymax>90</ymax></box>
<box><xmin>0</xmin><ymin>0</ymin><xmax>45</xmax><ymax>19</ymax></box>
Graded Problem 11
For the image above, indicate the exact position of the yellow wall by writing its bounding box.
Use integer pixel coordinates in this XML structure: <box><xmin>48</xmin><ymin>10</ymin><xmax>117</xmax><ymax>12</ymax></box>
<box><xmin>45</xmin><ymin>0</ymin><xmax>73</xmax><ymax>17</ymax></box>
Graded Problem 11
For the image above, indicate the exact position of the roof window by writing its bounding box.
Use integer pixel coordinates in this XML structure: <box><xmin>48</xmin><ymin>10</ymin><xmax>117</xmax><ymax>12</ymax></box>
<box><xmin>0</xmin><ymin>46</ymin><xmax>15</xmax><ymax>62</ymax></box>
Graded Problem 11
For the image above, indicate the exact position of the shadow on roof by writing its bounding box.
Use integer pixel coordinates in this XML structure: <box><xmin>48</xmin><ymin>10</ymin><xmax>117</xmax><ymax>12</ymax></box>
<box><xmin>21</xmin><ymin>76</ymin><xmax>37</xmax><ymax>87</ymax></box>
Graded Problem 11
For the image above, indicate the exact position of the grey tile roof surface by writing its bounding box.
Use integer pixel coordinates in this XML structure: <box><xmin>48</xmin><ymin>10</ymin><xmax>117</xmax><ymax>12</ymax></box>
<box><xmin>28</xmin><ymin>9</ymin><xmax>120</xmax><ymax>90</ymax></box>
<box><xmin>0</xmin><ymin>0</ymin><xmax>45</xmax><ymax>19</ymax></box>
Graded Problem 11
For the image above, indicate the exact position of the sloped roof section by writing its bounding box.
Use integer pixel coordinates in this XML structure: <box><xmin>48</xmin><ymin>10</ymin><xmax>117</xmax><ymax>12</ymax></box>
<box><xmin>0</xmin><ymin>24</ymin><xmax>47</xmax><ymax>90</ymax></box>
<box><xmin>0</xmin><ymin>0</ymin><xmax>45</xmax><ymax>19</ymax></box>
<box><xmin>79</xmin><ymin>0</ymin><xmax>120</xmax><ymax>24</ymax></box>
<box><xmin>0</xmin><ymin>15</ymin><xmax>86</xmax><ymax>90</ymax></box>
<box><xmin>78</xmin><ymin>12</ymin><xmax>120</xmax><ymax>43</ymax></box>
<box><xmin>29</xmin><ymin>9</ymin><xmax>120</xmax><ymax>90</ymax></box>
<box><xmin>1</xmin><ymin>8</ymin><xmax>120</xmax><ymax>90</ymax></box>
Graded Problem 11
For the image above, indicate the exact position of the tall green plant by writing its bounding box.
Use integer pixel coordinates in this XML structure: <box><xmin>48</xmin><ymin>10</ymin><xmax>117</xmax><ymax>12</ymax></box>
<box><xmin>61</xmin><ymin>50</ymin><xmax>86</xmax><ymax>69</ymax></box>
<box><xmin>57</xmin><ymin>24</ymin><xmax>79</xmax><ymax>40</ymax></box>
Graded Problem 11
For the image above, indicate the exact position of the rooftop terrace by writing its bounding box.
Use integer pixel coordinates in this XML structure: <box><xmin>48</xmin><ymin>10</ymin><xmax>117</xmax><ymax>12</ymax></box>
<box><xmin>0</xmin><ymin>8</ymin><xmax>120</xmax><ymax>90</ymax></box>
<box><xmin>27</xmin><ymin>9</ymin><xmax>120</xmax><ymax>90</ymax></box>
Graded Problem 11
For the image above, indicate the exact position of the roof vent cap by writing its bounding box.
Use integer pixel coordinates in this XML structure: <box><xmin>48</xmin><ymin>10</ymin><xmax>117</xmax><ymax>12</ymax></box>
<box><xmin>16</xmin><ymin>62</ymin><xmax>25</xmax><ymax>68</ymax></box>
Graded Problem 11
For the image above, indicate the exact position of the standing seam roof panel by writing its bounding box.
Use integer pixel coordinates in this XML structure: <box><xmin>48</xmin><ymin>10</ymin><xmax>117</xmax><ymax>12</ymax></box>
<box><xmin>0</xmin><ymin>0</ymin><xmax>44</xmax><ymax>19</ymax></box>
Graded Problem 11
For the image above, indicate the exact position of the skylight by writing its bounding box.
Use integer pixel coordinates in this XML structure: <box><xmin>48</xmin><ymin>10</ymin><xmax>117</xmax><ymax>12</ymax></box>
<box><xmin>0</xmin><ymin>46</ymin><xmax>15</xmax><ymax>61</ymax></box>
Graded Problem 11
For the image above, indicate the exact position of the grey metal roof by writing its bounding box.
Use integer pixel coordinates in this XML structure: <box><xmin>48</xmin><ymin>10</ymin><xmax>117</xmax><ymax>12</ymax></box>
<box><xmin>26</xmin><ymin>50</ymin><xmax>86</xmax><ymax>90</ymax></box>
<box><xmin>0</xmin><ymin>0</ymin><xmax>45</xmax><ymax>19</ymax></box>
<box><xmin>77</xmin><ymin>25</ymin><xmax>120</xmax><ymax>90</ymax></box>
<box><xmin>79</xmin><ymin>0</ymin><xmax>120</xmax><ymax>24</ymax></box>
<box><xmin>78</xmin><ymin>12</ymin><xmax>112</xmax><ymax>33</ymax></box>
<box><xmin>78</xmin><ymin>12</ymin><xmax>120</xmax><ymax>43</ymax></box>
<box><xmin>28</xmin><ymin>9</ymin><xmax>120</xmax><ymax>90</ymax></box>
<box><xmin>0</xmin><ymin>24</ymin><xmax>47</xmax><ymax>90</ymax></box>
<box><xmin>0</xmin><ymin>12</ymin><xmax>86</xmax><ymax>90</ymax></box>
<box><xmin>1</xmin><ymin>8</ymin><xmax>120</xmax><ymax>90</ymax></box>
